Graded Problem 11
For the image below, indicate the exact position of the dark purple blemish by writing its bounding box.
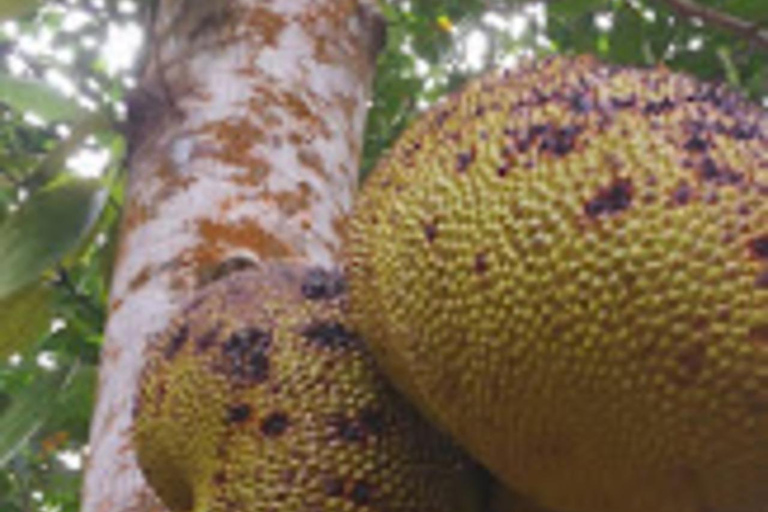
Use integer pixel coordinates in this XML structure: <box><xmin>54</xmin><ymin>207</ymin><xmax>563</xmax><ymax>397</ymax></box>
<box><xmin>497</xmin><ymin>164</ymin><xmax>510</xmax><ymax>177</ymax></box>
<box><xmin>456</xmin><ymin>149</ymin><xmax>475</xmax><ymax>173</ymax></box>
<box><xmin>424</xmin><ymin>222</ymin><xmax>438</xmax><ymax>243</ymax></box>
<box><xmin>324</xmin><ymin>477</ymin><xmax>345</xmax><ymax>497</ymax></box>
<box><xmin>223</xmin><ymin>327</ymin><xmax>272</xmax><ymax>382</ymax></box>
<box><xmin>643</xmin><ymin>97</ymin><xmax>675</xmax><ymax>115</ymax></box>
<box><xmin>359</xmin><ymin>408</ymin><xmax>385</xmax><ymax>436</ymax></box>
<box><xmin>195</xmin><ymin>327</ymin><xmax>219</xmax><ymax>353</ymax></box>
<box><xmin>223</xmin><ymin>327</ymin><xmax>272</xmax><ymax>356</ymax></box>
<box><xmin>755</xmin><ymin>271</ymin><xmax>768</xmax><ymax>289</ymax></box>
<box><xmin>730</xmin><ymin>123</ymin><xmax>759</xmax><ymax>141</ymax></box>
<box><xmin>227</xmin><ymin>404</ymin><xmax>252</xmax><ymax>423</ymax></box>
<box><xmin>683</xmin><ymin>134</ymin><xmax>709</xmax><ymax>152</ymax></box>
<box><xmin>475</xmin><ymin>253</ymin><xmax>489</xmax><ymax>275</ymax></box>
<box><xmin>301</xmin><ymin>267</ymin><xmax>346</xmax><ymax>301</ymax></box>
<box><xmin>749</xmin><ymin>236</ymin><xmax>768</xmax><ymax>260</ymax></box>
<box><xmin>436</xmin><ymin>110</ymin><xmax>450</xmax><ymax>126</ymax></box>
<box><xmin>584</xmin><ymin>179</ymin><xmax>634</xmax><ymax>218</ymax></box>
<box><xmin>332</xmin><ymin>415</ymin><xmax>364</xmax><ymax>443</ymax></box>
<box><xmin>301</xmin><ymin>322</ymin><xmax>360</xmax><ymax>350</ymax></box>
<box><xmin>350</xmin><ymin>481</ymin><xmax>373</xmax><ymax>506</ymax></box>
<box><xmin>569</xmin><ymin>93</ymin><xmax>592</xmax><ymax>113</ymax></box>
<box><xmin>611</xmin><ymin>95</ymin><xmax>636</xmax><ymax>109</ymax></box>
<box><xmin>539</xmin><ymin>125</ymin><xmax>580</xmax><ymax>156</ymax></box>
<box><xmin>248</xmin><ymin>352</ymin><xmax>270</xmax><ymax>383</ymax></box>
<box><xmin>260</xmin><ymin>412</ymin><xmax>289</xmax><ymax>437</ymax></box>
<box><xmin>698</xmin><ymin>158</ymin><xmax>743</xmax><ymax>186</ymax></box>
<box><xmin>672</xmin><ymin>181</ymin><xmax>693</xmax><ymax>206</ymax></box>
<box><xmin>164</xmin><ymin>324</ymin><xmax>189</xmax><ymax>359</ymax></box>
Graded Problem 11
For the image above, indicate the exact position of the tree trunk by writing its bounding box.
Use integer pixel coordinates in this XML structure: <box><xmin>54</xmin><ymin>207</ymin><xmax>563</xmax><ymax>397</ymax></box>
<box><xmin>81</xmin><ymin>1</ymin><xmax>386</xmax><ymax>510</ymax></box>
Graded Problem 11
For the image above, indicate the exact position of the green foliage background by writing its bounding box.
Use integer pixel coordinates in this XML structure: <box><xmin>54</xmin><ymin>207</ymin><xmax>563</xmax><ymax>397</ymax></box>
<box><xmin>0</xmin><ymin>0</ymin><xmax>763</xmax><ymax>509</ymax></box>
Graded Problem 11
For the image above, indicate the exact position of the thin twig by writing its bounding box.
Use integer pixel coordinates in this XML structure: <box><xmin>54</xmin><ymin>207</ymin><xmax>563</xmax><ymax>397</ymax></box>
<box><xmin>654</xmin><ymin>0</ymin><xmax>768</xmax><ymax>50</ymax></box>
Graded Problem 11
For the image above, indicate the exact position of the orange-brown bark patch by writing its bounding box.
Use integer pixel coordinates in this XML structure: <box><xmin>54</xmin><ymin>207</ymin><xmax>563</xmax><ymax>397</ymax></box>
<box><xmin>245</xmin><ymin>6</ymin><xmax>288</xmax><ymax>47</ymax></box>
<box><xmin>127</xmin><ymin>265</ymin><xmax>154</xmax><ymax>294</ymax></box>
<box><xmin>196</xmin><ymin>119</ymin><xmax>270</xmax><ymax>174</ymax></box>
<box><xmin>190</xmin><ymin>218</ymin><xmax>294</xmax><ymax>269</ymax></box>
<box><xmin>297</xmin><ymin>148</ymin><xmax>327</xmax><ymax>179</ymax></box>
<box><xmin>265</xmin><ymin>181</ymin><xmax>314</xmax><ymax>217</ymax></box>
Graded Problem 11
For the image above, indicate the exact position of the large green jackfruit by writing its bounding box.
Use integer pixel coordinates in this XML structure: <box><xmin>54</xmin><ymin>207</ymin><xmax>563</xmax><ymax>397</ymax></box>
<box><xmin>347</xmin><ymin>55</ymin><xmax>768</xmax><ymax>512</ymax></box>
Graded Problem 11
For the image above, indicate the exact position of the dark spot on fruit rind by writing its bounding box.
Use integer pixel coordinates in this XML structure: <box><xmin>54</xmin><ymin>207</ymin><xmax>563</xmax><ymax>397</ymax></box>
<box><xmin>248</xmin><ymin>352</ymin><xmax>270</xmax><ymax>383</ymax></box>
<box><xmin>424</xmin><ymin>221</ymin><xmax>438</xmax><ymax>243</ymax></box>
<box><xmin>730</xmin><ymin>123</ymin><xmax>759</xmax><ymax>141</ymax></box>
<box><xmin>585</xmin><ymin>179</ymin><xmax>634</xmax><ymax>218</ymax></box>
<box><xmin>749</xmin><ymin>236</ymin><xmax>768</xmax><ymax>260</ymax></box>
<box><xmin>643</xmin><ymin>97</ymin><xmax>675</xmax><ymax>115</ymax></box>
<box><xmin>330</xmin><ymin>414</ymin><xmax>365</xmax><ymax>442</ymax></box>
<box><xmin>195</xmin><ymin>327</ymin><xmax>219</xmax><ymax>353</ymax></box>
<box><xmin>456</xmin><ymin>150</ymin><xmax>475</xmax><ymax>173</ymax></box>
<box><xmin>323</xmin><ymin>477</ymin><xmax>345</xmax><ymax>497</ymax></box>
<box><xmin>358</xmin><ymin>407</ymin><xmax>385</xmax><ymax>436</ymax></box>
<box><xmin>164</xmin><ymin>324</ymin><xmax>189</xmax><ymax>359</ymax></box>
<box><xmin>611</xmin><ymin>95</ymin><xmax>636</xmax><ymax>109</ymax></box>
<box><xmin>699</xmin><ymin>158</ymin><xmax>743</xmax><ymax>186</ymax></box>
<box><xmin>302</xmin><ymin>322</ymin><xmax>360</xmax><ymax>350</ymax></box>
<box><xmin>227</xmin><ymin>404</ymin><xmax>252</xmax><ymax>423</ymax></box>
<box><xmin>539</xmin><ymin>125</ymin><xmax>581</xmax><ymax>157</ymax></box>
<box><xmin>223</xmin><ymin>327</ymin><xmax>272</xmax><ymax>357</ymax></box>
<box><xmin>683</xmin><ymin>134</ymin><xmax>709</xmax><ymax>152</ymax></box>
<box><xmin>569</xmin><ymin>93</ymin><xmax>592</xmax><ymax>113</ymax></box>
<box><xmin>301</xmin><ymin>267</ymin><xmax>346</xmax><ymax>300</ymax></box>
<box><xmin>475</xmin><ymin>253</ymin><xmax>489</xmax><ymax>275</ymax></box>
<box><xmin>222</xmin><ymin>327</ymin><xmax>272</xmax><ymax>382</ymax></box>
<box><xmin>261</xmin><ymin>411</ymin><xmax>289</xmax><ymax>437</ymax></box>
<box><xmin>350</xmin><ymin>480</ymin><xmax>373</xmax><ymax>506</ymax></box>
<box><xmin>672</xmin><ymin>181</ymin><xmax>693</xmax><ymax>206</ymax></box>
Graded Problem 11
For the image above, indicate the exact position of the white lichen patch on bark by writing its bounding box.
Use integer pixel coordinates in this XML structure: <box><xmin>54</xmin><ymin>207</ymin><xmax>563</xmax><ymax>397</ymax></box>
<box><xmin>81</xmin><ymin>1</ymin><xmax>383</xmax><ymax>511</ymax></box>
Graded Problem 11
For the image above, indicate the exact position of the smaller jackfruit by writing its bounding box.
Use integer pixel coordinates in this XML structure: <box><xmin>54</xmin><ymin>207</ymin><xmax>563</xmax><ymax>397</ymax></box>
<box><xmin>133</xmin><ymin>264</ymin><xmax>485</xmax><ymax>512</ymax></box>
<box><xmin>347</xmin><ymin>55</ymin><xmax>768</xmax><ymax>512</ymax></box>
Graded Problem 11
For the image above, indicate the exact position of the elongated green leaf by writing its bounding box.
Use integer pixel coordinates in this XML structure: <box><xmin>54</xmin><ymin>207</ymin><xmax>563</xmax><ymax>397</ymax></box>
<box><xmin>0</xmin><ymin>281</ymin><xmax>52</xmax><ymax>359</ymax></box>
<box><xmin>0</xmin><ymin>364</ymin><xmax>76</xmax><ymax>468</ymax></box>
<box><xmin>0</xmin><ymin>179</ymin><xmax>106</xmax><ymax>299</ymax></box>
<box><xmin>0</xmin><ymin>75</ymin><xmax>88</xmax><ymax>124</ymax></box>
<box><xmin>0</xmin><ymin>0</ymin><xmax>42</xmax><ymax>22</ymax></box>
<box><xmin>25</xmin><ymin>111</ymin><xmax>114</xmax><ymax>191</ymax></box>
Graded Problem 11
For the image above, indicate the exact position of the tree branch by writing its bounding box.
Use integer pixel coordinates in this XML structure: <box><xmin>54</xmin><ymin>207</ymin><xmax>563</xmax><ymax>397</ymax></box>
<box><xmin>654</xmin><ymin>0</ymin><xmax>768</xmax><ymax>50</ymax></box>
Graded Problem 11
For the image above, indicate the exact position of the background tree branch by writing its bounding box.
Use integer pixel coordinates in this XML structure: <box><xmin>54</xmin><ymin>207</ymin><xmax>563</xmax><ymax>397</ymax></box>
<box><xmin>654</xmin><ymin>0</ymin><xmax>768</xmax><ymax>50</ymax></box>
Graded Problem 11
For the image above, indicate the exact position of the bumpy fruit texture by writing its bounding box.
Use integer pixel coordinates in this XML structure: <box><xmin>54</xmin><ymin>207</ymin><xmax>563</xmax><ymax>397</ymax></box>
<box><xmin>134</xmin><ymin>266</ymin><xmax>484</xmax><ymax>512</ymax></box>
<box><xmin>347</xmin><ymin>55</ymin><xmax>768</xmax><ymax>512</ymax></box>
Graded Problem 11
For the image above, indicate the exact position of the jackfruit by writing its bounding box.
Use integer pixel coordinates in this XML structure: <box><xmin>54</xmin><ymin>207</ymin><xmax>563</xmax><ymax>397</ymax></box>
<box><xmin>347</xmin><ymin>55</ymin><xmax>768</xmax><ymax>512</ymax></box>
<box><xmin>134</xmin><ymin>265</ymin><xmax>485</xmax><ymax>512</ymax></box>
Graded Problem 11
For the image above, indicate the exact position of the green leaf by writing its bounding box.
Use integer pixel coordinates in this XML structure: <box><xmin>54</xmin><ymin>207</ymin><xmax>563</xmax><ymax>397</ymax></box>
<box><xmin>0</xmin><ymin>75</ymin><xmax>88</xmax><ymax>124</ymax></box>
<box><xmin>0</xmin><ymin>281</ymin><xmax>53</xmax><ymax>360</ymax></box>
<box><xmin>0</xmin><ymin>179</ymin><xmax>106</xmax><ymax>299</ymax></box>
<box><xmin>0</xmin><ymin>366</ymin><xmax>70</xmax><ymax>467</ymax></box>
<box><xmin>24</xmin><ymin>111</ymin><xmax>114</xmax><ymax>190</ymax></box>
<box><xmin>0</xmin><ymin>0</ymin><xmax>42</xmax><ymax>22</ymax></box>
<box><xmin>549</xmin><ymin>0</ymin><xmax>609</xmax><ymax>19</ymax></box>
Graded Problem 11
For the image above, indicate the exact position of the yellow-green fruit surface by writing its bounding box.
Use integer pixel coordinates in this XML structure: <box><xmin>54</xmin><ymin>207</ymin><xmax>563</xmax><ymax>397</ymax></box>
<box><xmin>134</xmin><ymin>265</ymin><xmax>485</xmax><ymax>512</ymax></box>
<box><xmin>346</xmin><ymin>55</ymin><xmax>768</xmax><ymax>512</ymax></box>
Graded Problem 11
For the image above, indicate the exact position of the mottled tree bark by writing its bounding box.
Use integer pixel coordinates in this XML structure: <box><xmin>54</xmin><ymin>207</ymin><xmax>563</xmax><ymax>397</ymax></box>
<box><xmin>81</xmin><ymin>1</ymin><xmax>385</xmax><ymax>510</ymax></box>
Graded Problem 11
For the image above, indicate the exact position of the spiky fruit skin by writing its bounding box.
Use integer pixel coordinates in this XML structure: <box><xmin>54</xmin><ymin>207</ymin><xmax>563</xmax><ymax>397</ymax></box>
<box><xmin>134</xmin><ymin>265</ymin><xmax>484</xmax><ymax>512</ymax></box>
<box><xmin>346</xmin><ymin>55</ymin><xmax>768</xmax><ymax>512</ymax></box>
